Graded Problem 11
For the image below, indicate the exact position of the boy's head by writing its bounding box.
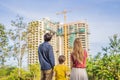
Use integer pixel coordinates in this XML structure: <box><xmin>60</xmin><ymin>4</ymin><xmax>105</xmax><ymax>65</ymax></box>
<box><xmin>58</xmin><ymin>55</ymin><xmax>66</xmax><ymax>64</ymax></box>
<box><xmin>44</xmin><ymin>33</ymin><xmax>52</xmax><ymax>42</ymax></box>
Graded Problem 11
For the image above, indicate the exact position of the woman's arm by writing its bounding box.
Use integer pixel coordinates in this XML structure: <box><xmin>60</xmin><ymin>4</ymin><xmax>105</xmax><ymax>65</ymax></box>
<box><xmin>70</xmin><ymin>55</ymin><xmax>73</xmax><ymax>69</ymax></box>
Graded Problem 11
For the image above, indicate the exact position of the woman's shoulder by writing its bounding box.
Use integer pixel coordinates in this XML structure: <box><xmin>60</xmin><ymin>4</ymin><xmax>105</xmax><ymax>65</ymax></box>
<box><xmin>70</xmin><ymin>52</ymin><xmax>74</xmax><ymax>59</ymax></box>
<box><xmin>70</xmin><ymin>52</ymin><xmax>74</xmax><ymax>56</ymax></box>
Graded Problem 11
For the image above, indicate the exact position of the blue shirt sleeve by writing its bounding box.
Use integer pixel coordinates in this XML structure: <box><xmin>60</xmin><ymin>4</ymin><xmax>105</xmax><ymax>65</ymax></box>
<box><xmin>48</xmin><ymin>45</ymin><xmax>55</xmax><ymax>68</ymax></box>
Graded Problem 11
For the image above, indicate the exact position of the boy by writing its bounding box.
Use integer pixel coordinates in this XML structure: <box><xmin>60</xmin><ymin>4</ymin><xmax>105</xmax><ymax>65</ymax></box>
<box><xmin>53</xmin><ymin>55</ymin><xmax>70</xmax><ymax>80</ymax></box>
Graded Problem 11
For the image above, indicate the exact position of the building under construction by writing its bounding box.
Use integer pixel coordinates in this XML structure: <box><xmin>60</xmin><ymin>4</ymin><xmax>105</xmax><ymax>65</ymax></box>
<box><xmin>57</xmin><ymin>21</ymin><xmax>89</xmax><ymax>66</ymax></box>
<box><xmin>27</xmin><ymin>18</ymin><xmax>89</xmax><ymax>66</ymax></box>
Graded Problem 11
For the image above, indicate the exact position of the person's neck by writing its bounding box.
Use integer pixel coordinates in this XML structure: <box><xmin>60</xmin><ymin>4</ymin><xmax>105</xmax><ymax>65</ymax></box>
<box><xmin>59</xmin><ymin>63</ymin><xmax>64</xmax><ymax>65</ymax></box>
<box><xmin>44</xmin><ymin>41</ymin><xmax>48</xmax><ymax>42</ymax></box>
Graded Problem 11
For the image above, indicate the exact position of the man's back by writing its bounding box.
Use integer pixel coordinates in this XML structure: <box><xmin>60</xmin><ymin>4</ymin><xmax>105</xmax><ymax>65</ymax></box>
<box><xmin>38</xmin><ymin>33</ymin><xmax>55</xmax><ymax>80</ymax></box>
<box><xmin>38</xmin><ymin>42</ymin><xmax>55</xmax><ymax>70</ymax></box>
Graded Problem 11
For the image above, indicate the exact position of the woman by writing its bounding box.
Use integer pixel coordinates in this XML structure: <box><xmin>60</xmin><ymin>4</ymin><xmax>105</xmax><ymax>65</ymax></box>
<box><xmin>70</xmin><ymin>38</ymin><xmax>88</xmax><ymax>80</ymax></box>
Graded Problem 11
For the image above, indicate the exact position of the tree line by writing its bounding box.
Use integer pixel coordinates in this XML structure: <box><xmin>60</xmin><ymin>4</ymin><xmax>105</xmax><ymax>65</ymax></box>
<box><xmin>0</xmin><ymin>16</ymin><xmax>120</xmax><ymax>80</ymax></box>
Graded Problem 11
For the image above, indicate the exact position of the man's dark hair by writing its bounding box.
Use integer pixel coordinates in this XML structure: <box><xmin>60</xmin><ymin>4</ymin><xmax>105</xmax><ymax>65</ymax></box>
<box><xmin>44</xmin><ymin>33</ymin><xmax>52</xmax><ymax>42</ymax></box>
<box><xmin>58</xmin><ymin>55</ymin><xmax>66</xmax><ymax>64</ymax></box>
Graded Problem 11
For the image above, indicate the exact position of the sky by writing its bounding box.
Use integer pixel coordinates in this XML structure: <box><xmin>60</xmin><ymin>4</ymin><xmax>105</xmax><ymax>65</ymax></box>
<box><xmin>0</xmin><ymin>0</ymin><xmax>120</xmax><ymax>66</ymax></box>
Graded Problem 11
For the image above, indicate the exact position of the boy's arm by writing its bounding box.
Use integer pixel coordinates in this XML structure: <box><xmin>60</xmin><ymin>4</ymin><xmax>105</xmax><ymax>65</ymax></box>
<box><xmin>66</xmin><ymin>71</ymin><xmax>70</xmax><ymax>77</ymax></box>
<box><xmin>53</xmin><ymin>67</ymin><xmax>56</xmax><ymax>80</ymax></box>
<box><xmin>66</xmin><ymin>66</ymin><xmax>70</xmax><ymax>77</ymax></box>
<box><xmin>53</xmin><ymin>72</ymin><xmax>56</xmax><ymax>80</ymax></box>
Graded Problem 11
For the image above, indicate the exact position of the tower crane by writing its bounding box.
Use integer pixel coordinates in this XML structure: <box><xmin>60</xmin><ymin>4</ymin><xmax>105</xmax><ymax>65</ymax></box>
<box><xmin>56</xmin><ymin>10</ymin><xmax>71</xmax><ymax>65</ymax></box>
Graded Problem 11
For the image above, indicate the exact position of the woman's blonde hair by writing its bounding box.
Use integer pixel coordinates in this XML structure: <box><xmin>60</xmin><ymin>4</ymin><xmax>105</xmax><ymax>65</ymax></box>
<box><xmin>72</xmin><ymin>38</ymin><xmax>84</xmax><ymax>63</ymax></box>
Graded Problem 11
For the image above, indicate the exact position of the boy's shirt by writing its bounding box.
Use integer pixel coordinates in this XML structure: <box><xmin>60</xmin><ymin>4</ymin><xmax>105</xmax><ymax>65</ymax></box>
<box><xmin>53</xmin><ymin>64</ymin><xmax>69</xmax><ymax>80</ymax></box>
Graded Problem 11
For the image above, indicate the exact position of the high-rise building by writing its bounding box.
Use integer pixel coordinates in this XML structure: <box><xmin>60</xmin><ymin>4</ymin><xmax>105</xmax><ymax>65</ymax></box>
<box><xmin>27</xmin><ymin>18</ymin><xmax>58</xmax><ymax>65</ymax></box>
<box><xmin>67</xmin><ymin>21</ymin><xmax>89</xmax><ymax>51</ymax></box>
<box><xmin>57</xmin><ymin>21</ymin><xmax>89</xmax><ymax>66</ymax></box>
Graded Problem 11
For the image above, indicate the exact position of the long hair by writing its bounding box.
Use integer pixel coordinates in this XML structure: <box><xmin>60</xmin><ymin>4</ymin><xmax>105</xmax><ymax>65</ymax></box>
<box><xmin>72</xmin><ymin>38</ymin><xmax>84</xmax><ymax>63</ymax></box>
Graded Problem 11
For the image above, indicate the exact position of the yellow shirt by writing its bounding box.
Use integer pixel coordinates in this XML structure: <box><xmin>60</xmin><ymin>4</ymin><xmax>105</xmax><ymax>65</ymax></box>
<box><xmin>53</xmin><ymin>64</ymin><xmax>69</xmax><ymax>80</ymax></box>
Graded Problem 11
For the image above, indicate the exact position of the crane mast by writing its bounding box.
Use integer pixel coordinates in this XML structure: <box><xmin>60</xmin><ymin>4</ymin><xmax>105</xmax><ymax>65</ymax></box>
<box><xmin>56</xmin><ymin>10</ymin><xmax>69</xmax><ymax>65</ymax></box>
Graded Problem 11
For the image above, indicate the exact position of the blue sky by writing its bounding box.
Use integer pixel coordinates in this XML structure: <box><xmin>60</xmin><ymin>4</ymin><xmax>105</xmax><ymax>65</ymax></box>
<box><xmin>0</xmin><ymin>0</ymin><xmax>120</xmax><ymax>57</ymax></box>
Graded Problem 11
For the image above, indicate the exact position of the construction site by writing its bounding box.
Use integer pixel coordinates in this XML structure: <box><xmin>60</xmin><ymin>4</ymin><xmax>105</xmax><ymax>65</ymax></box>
<box><xmin>27</xmin><ymin>10</ymin><xmax>90</xmax><ymax>66</ymax></box>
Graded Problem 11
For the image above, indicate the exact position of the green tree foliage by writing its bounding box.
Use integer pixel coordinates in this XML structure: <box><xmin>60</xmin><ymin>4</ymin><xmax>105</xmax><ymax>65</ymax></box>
<box><xmin>0</xmin><ymin>66</ymin><xmax>15</xmax><ymax>77</ymax></box>
<box><xmin>0</xmin><ymin>66</ymin><xmax>15</xmax><ymax>80</ymax></box>
<box><xmin>87</xmin><ymin>34</ymin><xmax>120</xmax><ymax>80</ymax></box>
<box><xmin>0</xmin><ymin>64</ymin><xmax>41</xmax><ymax>80</ymax></box>
<box><xmin>0</xmin><ymin>24</ymin><xmax>9</xmax><ymax>66</ymax></box>
<box><xmin>29</xmin><ymin>64</ymin><xmax>40</xmax><ymax>80</ymax></box>
<box><xmin>6</xmin><ymin>68</ymin><xmax>31</xmax><ymax>80</ymax></box>
<box><xmin>8</xmin><ymin>15</ymin><xmax>27</xmax><ymax>68</ymax></box>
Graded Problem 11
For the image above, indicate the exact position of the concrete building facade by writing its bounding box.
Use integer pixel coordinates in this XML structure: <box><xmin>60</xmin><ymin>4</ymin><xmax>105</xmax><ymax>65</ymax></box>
<box><xmin>27</xmin><ymin>18</ymin><xmax>58</xmax><ymax>65</ymax></box>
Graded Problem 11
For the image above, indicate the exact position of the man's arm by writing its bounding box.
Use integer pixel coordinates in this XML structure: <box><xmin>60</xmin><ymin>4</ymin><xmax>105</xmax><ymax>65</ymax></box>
<box><xmin>38</xmin><ymin>45</ymin><xmax>41</xmax><ymax>62</ymax></box>
<box><xmin>48</xmin><ymin>45</ymin><xmax>55</xmax><ymax>68</ymax></box>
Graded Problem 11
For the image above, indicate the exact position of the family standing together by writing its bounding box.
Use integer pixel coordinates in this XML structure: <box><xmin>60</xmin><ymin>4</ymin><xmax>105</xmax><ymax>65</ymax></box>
<box><xmin>38</xmin><ymin>33</ymin><xmax>88</xmax><ymax>80</ymax></box>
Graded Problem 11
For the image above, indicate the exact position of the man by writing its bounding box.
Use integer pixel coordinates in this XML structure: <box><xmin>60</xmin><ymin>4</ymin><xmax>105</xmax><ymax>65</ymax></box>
<box><xmin>38</xmin><ymin>33</ymin><xmax>55</xmax><ymax>80</ymax></box>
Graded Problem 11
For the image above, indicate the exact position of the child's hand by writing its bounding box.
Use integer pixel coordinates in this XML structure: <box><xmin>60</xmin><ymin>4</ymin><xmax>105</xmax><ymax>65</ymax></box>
<box><xmin>68</xmin><ymin>73</ymin><xmax>70</xmax><ymax>77</ymax></box>
<box><xmin>66</xmin><ymin>72</ymin><xmax>70</xmax><ymax>77</ymax></box>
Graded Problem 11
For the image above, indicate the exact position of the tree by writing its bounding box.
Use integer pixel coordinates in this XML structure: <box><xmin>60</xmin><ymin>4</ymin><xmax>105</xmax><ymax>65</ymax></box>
<box><xmin>87</xmin><ymin>34</ymin><xmax>120</xmax><ymax>80</ymax></box>
<box><xmin>0</xmin><ymin>66</ymin><xmax>15</xmax><ymax>78</ymax></box>
<box><xmin>29</xmin><ymin>64</ymin><xmax>40</xmax><ymax>80</ymax></box>
<box><xmin>101</xmin><ymin>34</ymin><xmax>120</xmax><ymax>80</ymax></box>
<box><xmin>8</xmin><ymin>15</ymin><xmax>29</xmax><ymax>78</ymax></box>
<box><xmin>0</xmin><ymin>24</ymin><xmax>8</xmax><ymax>66</ymax></box>
<box><xmin>8</xmin><ymin>15</ymin><xmax>27</xmax><ymax>68</ymax></box>
<box><xmin>6</xmin><ymin>68</ymin><xmax>31</xmax><ymax>80</ymax></box>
